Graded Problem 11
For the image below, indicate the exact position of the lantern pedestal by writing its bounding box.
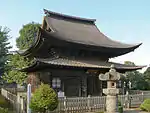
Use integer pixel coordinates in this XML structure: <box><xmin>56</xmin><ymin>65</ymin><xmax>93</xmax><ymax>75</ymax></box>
<box><xmin>103</xmin><ymin>88</ymin><xmax>119</xmax><ymax>113</ymax></box>
<box><xmin>99</xmin><ymin>65</ymin><xmax>120</xmax><ymax>113</ymax></box>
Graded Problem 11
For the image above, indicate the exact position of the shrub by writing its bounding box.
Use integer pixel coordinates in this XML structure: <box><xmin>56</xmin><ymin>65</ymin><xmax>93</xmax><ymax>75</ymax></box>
<box><xmin>0</xmin><ymin>95</ymin><xmax>10</xmax><ymax>108</ymax></box>
<box><xmin>0</xmin><ymin>107</ymin><xmax>9</xmax><ymax>113</ymax></box>
<box><xmin>118</xmin><ymin>101</ymin><xmax>121</xmax><ymax>106</ymax></box>
<box><xmin>118</xmin><ymin>101</ymin><xmax>123</xmax><ymax>113</ymax></box>
<box><xmin>30</xmin><ymin>84</ymin><xmax>58</xmax><ymax>113</ymax></box>
<box><xmin>140</xmin><ymin>98</ymin><xmax>150</xmax><ymax>112</ymax></box>
<box><xmin>118</xmin><ymin>106</ymin><xmax>123</xmax><ymax>113</ymax></box>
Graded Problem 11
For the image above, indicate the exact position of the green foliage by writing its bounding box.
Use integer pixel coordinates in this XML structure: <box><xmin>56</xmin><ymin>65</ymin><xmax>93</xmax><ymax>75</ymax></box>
<box><xmin>118</xmin><ymin>101</ymin><xmax>122</xmax><ymax>106</ymax></box>
<box><xmin>124</xmin><ymin>61</ymin><xmax>135</xmax><ymax>66</ymax></box>
<box><xmin>2</xmin><ymin>54</ymin><xmax>33</xmax><ymax>85</ymax></box>
<box><xmin>118</xmin><ymin>106</ymin><xmax>123</xmax><ymax>113</ymax></box>
<box><xmin>124</xmin><ymin>61</ymin><xmax>149</xmax><ymax>90</ymax></box>
<box><xmin>0</xmin><ymin>95</ymin><xmax>10</xmax><ymax>108</ymax></box>
<box><xmin>140</xmin><ymin>99</ymin><xmax>150</xmax><ymax>112</ymax></box>
<box><xmin>118</xmin><ymin>101</ymin><xmax>123</xmax><ymax>113</ymax></box>
<box><xmin>144</xmin><ymin>67</ymin><xmax>150</xmax><ymax>79</ymax></box>
<box><xmin>3</xmin><ymin>22</ymin><xmax>40</xmax><ymax>85</ymax></box>
<box><xmin>16</xmin><ymin>22</ymin><xmax>40</xmax><ymax>50</ymax></box>
<box><xmin>143</xmin><ymin>67</ymin><xmax>150</xmax><ymax>88</ymax></box>
<box><xmin>30</xmin><ymin>84</ymin><xmax>58</xmax><ymax>113</ymax></box>
<box><xmin>0</xmin><ymin>95</ymin><xmax>14</xmax><ymax>113</ymax></box>
<box><xmin>0</xmin><ymin>107</ymin><xmax>14</xmax><ymax>113</ymax></box>
<box><xmin>126</xmin><ymin>71</ymin><xmax>148</xmax><ymax>90</ymax></box>
<box><xmin>0</xmin><ymin>26</ymin><xmax>11</xmax><ymax>77</ymax></box>
<box><xmin>3</xmin><ymin>70</ymin><xmax>27</xmax><ymax>85</ymax></box>
<box><xmin>0</xmin><ymin>107</ymin><xmax>9</xmax><ymax>113</ymax></box>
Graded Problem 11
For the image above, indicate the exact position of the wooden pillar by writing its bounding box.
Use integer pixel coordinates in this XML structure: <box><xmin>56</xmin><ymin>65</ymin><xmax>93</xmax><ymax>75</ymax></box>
<box><xmin>82</xmin><ymin>75</ymin><xmax>87</xmax><ymax>97</ymax></box>
<box><xmin>79</xmin><ymin>75</ymin><xmax>88</xmax><ymax>97</ymax></box>
<box><xmin>87</xmin><ymin>75</ymin><xmax>93</xmax><ymax>96</ymax></box>
<box><xmin>27</xmin><ymin>72</ymin><xmax>41</xmax><ymax>92</ymax></box>
<box><xmin>85</xmin><ymin>76</ymin><xmax>88</xmax><ymax>96</ymax></box>
<box><xmin>99</xmin><ymin>80</ymin><xmax>103</xmax><ymax>96</ymax></box>
<box><xmin>79</xmin><ymin>79</ymin><xmax>82</xmax><ymax>97</ymax></box>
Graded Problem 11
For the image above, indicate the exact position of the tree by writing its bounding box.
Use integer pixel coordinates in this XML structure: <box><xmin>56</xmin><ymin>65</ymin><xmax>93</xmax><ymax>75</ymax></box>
<box><xmin>124</xmin><ymin>61</ymin><xmax>135</xmax><ymax>66</ymax></box>
<box><xmin>3</xmin><ymin>22</ymin><xmax>40</xmax><ymax>85</ymax></box>
<box><xmin>124</xmin><ymin>61</ymin><xmax>148</xmax><ymax>90</ymax></box>
<box><xmin>16</xmin><ymin>22</ymin><xmax>40</xmax><ymax>50</ymax></box>
<box><xmin>143</xmin><ymin>67</ymin><xmax>150</xmax><ymax>88</ymax></box>
<box><xmin>30</xmin><ymin>84</ymin><xmax>58</xmax><ymax>113</ymax></box>
<box><xmin>2</xmin><ymin>54</ymin><xmax>33</xmax><ymax>85</ymax></box>
<box><xmin>0</xmin><ymin>26</ymin><xmax>11</xmax><ymax>78</ymax></box>
<box><xmin>126</xmin><ymin>71</ymin><xmax>148</xmax><ymax>90</ymax></box>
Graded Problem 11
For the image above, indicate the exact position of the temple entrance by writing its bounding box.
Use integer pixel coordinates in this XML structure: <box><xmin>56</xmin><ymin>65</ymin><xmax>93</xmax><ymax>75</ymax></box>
<box><xmin>64</xmin><ymin>77</ymin><xmax>80</xmax><ymax>97</ymax></box>
<box><xmin>87</xmin><ymin>75</ymin><xmax>102</xmax><ymax>96</ymax></box>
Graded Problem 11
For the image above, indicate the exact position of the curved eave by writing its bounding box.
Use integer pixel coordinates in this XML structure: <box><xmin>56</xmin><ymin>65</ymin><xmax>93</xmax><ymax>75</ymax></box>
<box><xmin>20</xmin><ymin>59</ymin><xmax>145</xmax><ymax>73</ymax></box>
<box><xmin>116</xmin><ymin>66</ymin><xmax>146</xmax><ymax>71</ymax></box>
<box><xmin>16</xmin><ymin>27</ymin><xmax>142</xmax><ymax>58</ymax></box>
<box><xmin>16</xmin><ymin>28</ymin><xmax>44</xmax><ymax>57</ymax></box>
<box><xmin>40</xmin><ymin>29</ymin><xmax>142</xmax><ymax>57</ymax></box>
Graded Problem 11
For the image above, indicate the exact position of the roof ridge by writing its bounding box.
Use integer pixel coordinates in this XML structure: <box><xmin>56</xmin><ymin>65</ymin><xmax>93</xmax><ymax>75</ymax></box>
<box><xmin>43</xmin><ymin>9</ymin><xmax>96</xmax><ymax>23</ymax></box>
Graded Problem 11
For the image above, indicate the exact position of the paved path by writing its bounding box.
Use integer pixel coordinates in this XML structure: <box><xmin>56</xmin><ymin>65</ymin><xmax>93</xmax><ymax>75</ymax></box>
<box><xmin>124</xmin><ymin>110</ymin><xmax>147</xmax><ymax>113</ymax></box>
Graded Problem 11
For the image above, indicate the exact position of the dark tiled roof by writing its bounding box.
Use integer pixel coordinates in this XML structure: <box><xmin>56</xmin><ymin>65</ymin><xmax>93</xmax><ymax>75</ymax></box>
<box><xmin>20</xmin><ymin>58</ymin><xmax>145</xmax><ymax>72</ymax></box>
<box><xmin>37</xmin><ymin>58</ymin><xmax>144</xmax><ymax>70</ymax></box>
<box><xmin>44</xmin><ymin>15</ymin><xmax>141</xmax><ymax>49</ymax></box>
<box><xmin>17</xmin><ymin>9</ymin><xmax>142</xmax><ymax>58</ymax></box>
<box><xmin>44</xmin><ymin>9</ymin><xmax>96</xmax><ymax>23</ymax></box>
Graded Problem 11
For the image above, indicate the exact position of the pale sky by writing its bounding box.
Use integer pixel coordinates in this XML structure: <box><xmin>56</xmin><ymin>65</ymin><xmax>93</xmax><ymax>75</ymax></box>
<box><xmin>0</xmin><ymin>0</ymin><xmax>149</xmax><ymax>72</ymax></box>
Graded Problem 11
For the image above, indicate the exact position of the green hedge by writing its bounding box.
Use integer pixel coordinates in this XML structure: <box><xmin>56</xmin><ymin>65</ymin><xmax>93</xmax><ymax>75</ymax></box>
<box><xmin>140</xmin><ymin>98</ymin><xmax>150</xmax><ymax>112</ymax></box>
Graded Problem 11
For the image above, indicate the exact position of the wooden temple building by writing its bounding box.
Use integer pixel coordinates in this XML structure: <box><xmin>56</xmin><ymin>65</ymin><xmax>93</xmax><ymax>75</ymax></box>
<box><xmin>18</xmin><ymin>9</ymin><xmax>144</xmax><ymax>97</ymax></box>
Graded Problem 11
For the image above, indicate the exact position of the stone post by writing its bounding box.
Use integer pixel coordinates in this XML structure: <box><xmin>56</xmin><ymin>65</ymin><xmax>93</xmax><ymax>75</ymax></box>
<box><xmin>125</xmin><ymin>91</ymin><xmax>130</xmax><ymax>108</ymax></box>
<box><xmin>27</xmin><ymin>84</ymin><xmax>31</xmax><ymax>113</ymax></box>
<box><xmin>99</xmin><ymin>65</ymin><xmax>120</xmax><ymax>113</ymax></box>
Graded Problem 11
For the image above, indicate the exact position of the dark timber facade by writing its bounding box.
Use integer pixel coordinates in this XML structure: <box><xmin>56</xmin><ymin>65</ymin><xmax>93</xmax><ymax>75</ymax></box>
<box><xmin>18</xmin><ymin>9</ymin><xmax>144</xmax><ymax>97</ymax></box>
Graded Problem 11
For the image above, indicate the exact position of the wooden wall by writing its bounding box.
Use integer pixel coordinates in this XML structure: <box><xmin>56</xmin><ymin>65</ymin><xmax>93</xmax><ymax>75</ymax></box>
<box><xmin>27</xmin><ymin>69</ymin><xmax>103</xmax><ymax>97</ymax></box>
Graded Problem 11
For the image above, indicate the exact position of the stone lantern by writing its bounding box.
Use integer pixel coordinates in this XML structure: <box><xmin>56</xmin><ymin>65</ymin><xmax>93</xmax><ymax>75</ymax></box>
<box><xmin>99</xmin><ymin>65</ymin><xmax>120</xmax><ymax>113</ymax></box>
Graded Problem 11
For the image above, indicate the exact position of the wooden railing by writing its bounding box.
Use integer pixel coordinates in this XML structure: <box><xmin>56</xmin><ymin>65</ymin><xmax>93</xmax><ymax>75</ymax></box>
<box><xmin>1</xmin><ymin>88</ymin><xmax>26</xmax><ymax>113</ymax></box>
<box><xmin>1</xmin><ymin>88</ymin><xmax>150</xmax><ymax>113</ymax></box>
<box><xmin>47</xmin><ymin>93</ymin><xmax>150</xmax><ymax>113</ymax></box>
<box><xmin>129</xmin><ymin>90</ymin><xmax>150</xmax><ymax>95</ymax></box>
<box><xmin>2</xmin><ymin>88</ymin><xmax>26</xmax><ymax>95</ymax></box>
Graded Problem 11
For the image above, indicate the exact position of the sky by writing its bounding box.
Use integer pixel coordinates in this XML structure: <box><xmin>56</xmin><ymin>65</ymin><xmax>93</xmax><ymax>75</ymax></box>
<box><xmin>0</xmin><ymin>0</ymin><xmax>149</xmax><ymax>72</ymax></box>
